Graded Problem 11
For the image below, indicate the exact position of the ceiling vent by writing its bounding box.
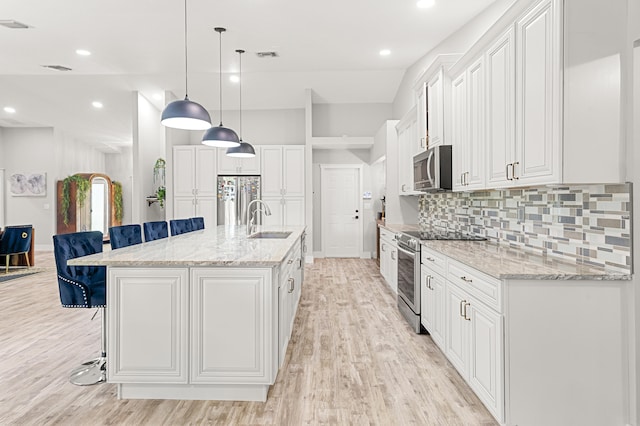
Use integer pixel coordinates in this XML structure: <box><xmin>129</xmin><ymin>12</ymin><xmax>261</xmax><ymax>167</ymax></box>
<box><xmin>0</xmin><ymin>20</ymin><xmax>31</xmax><ymax>29</ymax></box>
<box><xmin>255</xmin><ymin>51</ymin><xmax>278</xmax><ymax>58</ymax></box>
<box><xmin>41</xmin><ymin>65</ymin><xmax>73</xmax><ymax>72</ymax></box>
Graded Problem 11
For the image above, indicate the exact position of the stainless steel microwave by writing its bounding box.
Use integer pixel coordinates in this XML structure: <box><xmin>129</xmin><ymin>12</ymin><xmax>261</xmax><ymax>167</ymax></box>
<box><xmin>413</xmin><ymin>145</ymin><xmax>452</xmax><ymax>192</ymax></box>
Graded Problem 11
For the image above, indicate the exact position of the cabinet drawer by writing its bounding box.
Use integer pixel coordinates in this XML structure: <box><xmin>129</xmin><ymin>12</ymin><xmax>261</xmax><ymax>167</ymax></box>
<box><xmin>447</xmin><ymin>259</ymin><xmax>502</xmax><ymax>313</ymax></box>
<box><xmin>379</xmin><ymin>227</ymin><xmax>396</xmax><ymax>241</ymax></box>
<box><xmin>420</xmin><ymin>245</ymin><xmax>446</xmax><ymax>277</ymax></box>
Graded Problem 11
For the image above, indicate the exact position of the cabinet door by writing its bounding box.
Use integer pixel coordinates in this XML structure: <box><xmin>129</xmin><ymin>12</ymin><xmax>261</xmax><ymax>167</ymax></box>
<box><xmin>190</xmin><ymin>268</ymin><xmax>273</xmax><ymax>384</ymax></box>
<box><xmin>379</xmin><ymin>238</ymin><xmax>390</xmax><ymax>284</ymax></box>
<box><xmin>430</xmin><ymin>272</ymin><xmax>446</xmax><ymax>350</ymax></box>
<box><xmin>466</xmin><ymin>57</ymin><xmax>485</xmax><ymax>190</ymax></box>
<box><xmin>445</xmin><ymin>282</ymin><xmax>469</xmax><ymax>378</ymax></box>
<box><xmin>217</xmin><ymin>151</ymin><xmax>239</xmax><ymax>175</ymax></box>
<box><xmin>283</xmin><ymin>197</ymin><xmax>305</xmax><ymax>226</ymax></box>
<box><xmin>239</xmin><ymin>148</ymin><xmax>261</xmax><ymax>174</ymax></box>
<box><xmin>468</xmin><ymin>300</ymin><xmax>504</xmax><ymax>423</ymax></box>
<box><xmin>451</xmin><ymin>72</ymin><xmax>467</xmax><ymax>191</ymax></box>
<box><xmin>397</xmin><ymin>114</ymin><xmax>420</xmax><ymax>195</ymax></box>
<box><xmin>174</xmin><ymin>197</ymin><xmax>195</xmax><ymax>220</ymax></box>
<box><xmin>515</xmin><ymin>0</ymin><xmax>561</xmax><ymax>185</ymax></box>
<box><xmin>389</xmin><ymin>246</ymin><xmax>398</xmax><ymax>295</ymax></box>
<box><xmin>261</xmin><ymin>146</ymin><xmax>283</xmax><ymax>197</ymax></box>
<box><xmin>282</xmin><ymin>146</ymin><xmax>305</xmax><ymax>197</ymax></box>
<box><xmin>195</xmin><ymin>147</ymin><xmax>217</xmax><ymax>197</ymax></box>
<box><xmin>486</xmin><ymin>28</ymin><xmax>515</xmax><ymax>188</ymax></box>
<box><xmin>416</xmin><ymin>83</ymin><xmax>428</xmax><ymax>151</ymax></box>
<box><xmin>278</xmin><ymin>284</ymin><xmax>289</xmax><ymax>367</ymax></box>
<box><xmin>107</xmin><ymin>268</ymin><xmax>189</xmax><ymax>383</ymax></box>
<box><xmin>420</xmin><ymin>267</ymin><xmax>435</xmax><ymax>332</ymax></box>
<box><xmin>173</xmin><ymin>146</ymin><xmax>196</xmax><ymax>197</ymax></box>
<box><xmin>261</xmin><ymin>196</ymin><xmax>284</xmax><ymax>227</ymax></box>
<box><xmin>195</xmin><ymin>197</ymin><xmax>216</xmax><ymax>228</ymax></box>
<box><xmin>427</xmin><ymin>69</ymin><xmax>444</xmax><ymax>148</ymax></box>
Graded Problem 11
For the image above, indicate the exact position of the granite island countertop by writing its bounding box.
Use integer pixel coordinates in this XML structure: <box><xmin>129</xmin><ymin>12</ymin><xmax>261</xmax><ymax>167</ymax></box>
<box><xmin>69</xmin><ymin>225</ymin><xmax>306</xmax><ymax>267</ymax></box>
<box><xmin>420</xmin><ymin>240</ymin><xmax>631</xmax><ymax>281</ymax></box>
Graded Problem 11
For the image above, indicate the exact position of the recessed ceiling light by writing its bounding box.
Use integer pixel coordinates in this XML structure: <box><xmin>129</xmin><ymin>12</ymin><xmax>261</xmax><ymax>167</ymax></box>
<box><xmin>379</xmin><ymin>49</ymin><xmax>391</xmax><ymax>56</ymax></box>
<box><xmin>416</xmin><ymin>0</ymin><xmax>436</xmax><ymax>8</ymax></box>
<box><xmin>76</xmin><ymin>49</ymin><xmax>91</xmax><ymax>56</ymax></box>
<box><xmin>92</xmin><ymin>101</ymin><xmax>103</xmax><ymax>109</ymax></box>
<box><xmin>229</xmin><ymin>75</ymin><xmax>240</xmax><ymax>83</ymax></box>
<box><xmin>4</xmin><ymin>106</ymin><xmax>16</xmax><ymax>113</ymax></box>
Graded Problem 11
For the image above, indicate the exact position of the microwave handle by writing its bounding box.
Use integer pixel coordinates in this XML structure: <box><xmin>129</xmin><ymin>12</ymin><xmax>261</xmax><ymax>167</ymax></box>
<box><xmin>426</xmin><ymin>150</ymin><xmax>434</xmax><ymax>186</ymax></box>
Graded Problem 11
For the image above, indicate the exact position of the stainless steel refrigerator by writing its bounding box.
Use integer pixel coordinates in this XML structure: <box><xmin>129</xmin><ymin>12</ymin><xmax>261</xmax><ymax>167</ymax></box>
<box><xmin>217</xmin><ymin>176</ymin><xmax>261</xmax><ymax>226</ymax></box>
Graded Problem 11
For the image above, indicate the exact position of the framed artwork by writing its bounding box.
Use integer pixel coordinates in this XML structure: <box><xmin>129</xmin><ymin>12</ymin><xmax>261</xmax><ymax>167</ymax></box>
<box><xmin>9</xmin><ymin>173</ymin><xmax>47</xmax><ymax>196</ymax></box>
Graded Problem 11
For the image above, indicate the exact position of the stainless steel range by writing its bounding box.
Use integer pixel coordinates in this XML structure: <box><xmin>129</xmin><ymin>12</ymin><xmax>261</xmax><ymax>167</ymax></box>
<box><xmin>395</xmin><ymin>229</ymin><xmax>485</xmax><ymax>333</ymax></box>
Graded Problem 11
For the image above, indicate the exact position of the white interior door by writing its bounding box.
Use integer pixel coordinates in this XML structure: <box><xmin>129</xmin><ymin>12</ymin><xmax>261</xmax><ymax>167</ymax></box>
<box><xmin>321</xmin><ymin>165</ymin><xmax>362</xmax><ymax>258</ymax></box>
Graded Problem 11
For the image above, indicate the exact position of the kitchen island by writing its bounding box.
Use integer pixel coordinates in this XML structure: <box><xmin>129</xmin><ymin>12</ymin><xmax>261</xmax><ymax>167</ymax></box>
<box><xmin>69</xmin><ymin>225</ymin><xmax>306</xmax><ymax>401</ymax></box>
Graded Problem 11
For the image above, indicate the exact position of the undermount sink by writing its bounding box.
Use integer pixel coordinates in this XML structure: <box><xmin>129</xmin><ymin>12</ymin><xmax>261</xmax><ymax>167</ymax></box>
<box><xmin>248</xmin><ymin>231</ymin><xmax>292</xmax><ymax>239</ymax></box>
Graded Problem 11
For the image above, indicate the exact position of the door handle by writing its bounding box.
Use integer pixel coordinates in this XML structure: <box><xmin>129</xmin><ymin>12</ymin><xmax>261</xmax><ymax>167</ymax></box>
<box><xmin>463</xmin><ymin>302</ymin><xmax>471</xmax><ymax>321</ymax></box>
<box><xmin>459</xmin><ymin>300</ymin><xmax>466</xmax><ymax>318</ymax></box>
<box><xmin>513</xmin><ymin>161</ymin><xmax>520</xmax><ymax>180</ymax></box>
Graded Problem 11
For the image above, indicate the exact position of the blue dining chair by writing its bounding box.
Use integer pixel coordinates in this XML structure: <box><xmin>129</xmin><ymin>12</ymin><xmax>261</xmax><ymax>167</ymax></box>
<box><xmin>53</xmin><ymin>231</ymin><xmax>107</xmax><ymax>386</ymax></box>
<box><xmin>109</xmin><ymin>224</ymin><xmax>143</xmax><ymax>250</ymax></box>
<box><xmin>170</xmin><ymin>218</ymin><xmax>193</xmax><ymax>236</ymax></box>
<box><xmin>0</xmin><ymin>225</ymin><xmax>33</xmax><ymax>273</ymax></box>
<box><xmin>191</xmin><ymin>217</ymin><xmax>205</xmax><ymax>230</ymax></box>
<box><xmin>143</xmin><ymin>221</ymin><xmax>169</xmax><ymax>242</ymax></box>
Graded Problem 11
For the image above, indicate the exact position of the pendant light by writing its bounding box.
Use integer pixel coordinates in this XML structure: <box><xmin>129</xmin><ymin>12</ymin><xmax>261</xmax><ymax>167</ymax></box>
<box><xmin>202</xmin><ymin>27</ymin><xmax>240</xmax><ymax>148</ymax></box>
<box><xmin>161</xmin><ymin>0</ymin><xmax>211</xmax><ymax>130</ymax></box>
<box><xmin>227</xmin><ymin>49</ymin><xmax>256</xmax><ymax>158</ymax></box>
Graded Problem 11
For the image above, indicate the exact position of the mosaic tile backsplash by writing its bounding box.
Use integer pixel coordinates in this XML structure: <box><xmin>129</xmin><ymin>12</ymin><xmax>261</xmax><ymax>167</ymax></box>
<box><xmin>418</xmin><ymin>183</ymin><xmax>633</xmax><ymax>273</ymax></box>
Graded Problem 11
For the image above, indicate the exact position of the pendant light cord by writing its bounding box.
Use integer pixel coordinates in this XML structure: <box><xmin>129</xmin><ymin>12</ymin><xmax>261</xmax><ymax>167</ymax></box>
<box><xmin>238</xmin><ymin>50</ymin><xmax>243</xmax><ymax>139</ymax></box>
<box><xmin>218</xmin><ymin>29</ymin><xmax>223</xmax><ymax>125</ymax></box>
<box><xmin>184</xmin><ymin>0</ymin><xmax>189</xmax><ymax>98</ymax></box>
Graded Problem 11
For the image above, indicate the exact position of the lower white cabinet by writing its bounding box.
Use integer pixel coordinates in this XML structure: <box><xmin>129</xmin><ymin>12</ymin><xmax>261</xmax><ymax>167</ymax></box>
<box><xmin>278</xmin><ymin>241</ymin><xmax>303</xmax><ymax>367</ymax></box>
<box><xmin>190</xmin><ymin>268</ymin><xmax>273</xmax><ymax>384</ymax></box>
<box><xmin>379</xmin><ymin>232</ymin><xmax>397</xmax><ymax>294</ymax></box>
<box><xmin>420</xmin><ymin>265</ymin><xmax>445</xmax><ymax>350</ymax></box>
<box><xmin>107</xmin><ymin>268</ymin><xmax>189</xmax><ymax>383</ymax></box>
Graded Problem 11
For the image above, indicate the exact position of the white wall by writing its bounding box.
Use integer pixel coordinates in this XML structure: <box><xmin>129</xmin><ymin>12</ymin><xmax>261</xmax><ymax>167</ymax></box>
<box><xmin>105</xmin><ymin>147</ymin><xmax>133</xmax><ymax>225</ymax></box>
<box><xmin>312</xmin><ymin>103</ymin><xmax>393</xmax><ymax>137</ymax></box>
<box><xmin>311</xmin><ymin>149</ymin><xmax>375</xmax><ymax>257</ymax></box>
<box><xmin>132</xmin><ymin>92</ymin><xmax>165</xmax><ymax>225</ymax></box>
<box><xmin>392</xmin><ymin>0</ymin><xmax>516</xmax><ymax>118</ymax></box>
<box><xmin>188</xmin><ymin>108</ymin><xmax>306</xmax><ymax>146</ymax></box>
<box><xmin>0</xmin><ymin>129</ymin><xmax>5</xmax><ymax>228</ymax></box>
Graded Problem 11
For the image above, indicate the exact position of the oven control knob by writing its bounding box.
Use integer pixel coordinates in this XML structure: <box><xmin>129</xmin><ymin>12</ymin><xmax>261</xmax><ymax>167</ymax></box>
<box><xmin>408</xmin><ymin>239</ymin><xmax>418</xmax><ymax>250</ymax></box>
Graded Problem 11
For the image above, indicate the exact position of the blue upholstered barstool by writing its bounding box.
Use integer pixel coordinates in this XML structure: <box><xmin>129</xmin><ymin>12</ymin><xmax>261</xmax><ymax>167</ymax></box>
<box><xmin>0</xmin><ymin>225</ymin><xmax>33</xmax><ymax>273</ymax></box>
<box><xmin>53</xmin><ymin>231</ymin><xmax>107</xmax><ymax>386</ymax></box>
<box><xmin>109</xmin><ymin>224</ymin><xmax>143</xmax><ymax>250</ymax></box>
<box><xmin>143</xmin><ymin>221</ymin><xmax>169</xmax><ymax>242</ymax></box>
<box><xmin>169</xmin><ymin>218</ymin><xmax>193</xmax><ymax>236</ymax></box>
<box><xmin>191</xmin><ymin>217</ymin><xmax>205</xmax><ymax>230</ymax></box>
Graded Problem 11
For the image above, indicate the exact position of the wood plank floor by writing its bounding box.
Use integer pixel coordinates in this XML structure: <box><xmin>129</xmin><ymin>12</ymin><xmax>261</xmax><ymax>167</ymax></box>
<box><xmin>0</xmin><ymin>254</ymin><xmax>496</xmax><ymax>425</ymax></box>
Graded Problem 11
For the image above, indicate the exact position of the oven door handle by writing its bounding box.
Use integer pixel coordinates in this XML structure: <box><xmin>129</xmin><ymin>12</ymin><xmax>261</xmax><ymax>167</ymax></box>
<box><xmin>396</xmin><ymin>244</ymin><xmax>417</xmax><ymax>259</ymax></box>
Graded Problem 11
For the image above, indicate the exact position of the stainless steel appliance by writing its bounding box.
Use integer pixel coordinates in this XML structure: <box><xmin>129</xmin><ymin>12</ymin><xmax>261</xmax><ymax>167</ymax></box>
<box><xmin>217</xmin><ymin>176</ymin><xmax>261</xmax><ymax>226</ymax></box>
<box><xmin>413</xmin><ymin>145</ymin><xmax>453</xmax><ymax>192</ymax></box>
<box><xmin>396</xmin><ymin>229</ymin><xmax>486</xmax><ymax>333</ymax></box>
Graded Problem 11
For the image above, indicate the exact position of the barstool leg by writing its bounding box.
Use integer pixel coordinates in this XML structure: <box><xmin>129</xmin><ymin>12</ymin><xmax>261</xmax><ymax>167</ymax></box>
<box><xmin>69</xmin><ymin>307</ymin><xmax>107</xmax><ymax>386</ymax></box>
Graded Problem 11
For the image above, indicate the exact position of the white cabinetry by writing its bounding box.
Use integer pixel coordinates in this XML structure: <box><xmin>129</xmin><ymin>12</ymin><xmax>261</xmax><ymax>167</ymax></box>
<box><xmin>173</xmin><ymin>146</ymin><xmax>217</xmax><ymax>224</ymax></box>
<box><xmin>396</xmin><ymin>110</ymin><xmax>421</xmax><ymax>196</ymax></box>
<box><xmin>452</xmin><ymin>57</ymin><xmax>485</xmax><ymax>191</ymax></box>
<box><xmin>278</xmin><ymin>240</ymin><xmax>303</xmax><ymax>367</ymax></box>
<box><xmin>260</xmin><ymin>145</ymin><xmax>305</xmax><ymax>226</ymax></box>
<box><xmin>379</xmin><ymin>228</ymin><xmax>397</xmax><ymax>294</ymax></box>
<box><xmin>420</xmin><ymin>246</ymin><xmax>446</xmax><ymax>349</ymax></box>
<box><xmin>426</xmin><ymin>69</ymin><xmax>444</xmax><ymax>148</ymax></box>
<box><xmin>217</xmin><ymin>148</ymin><xmax>261</xmax><ymax>175</ymax></box>
<box><xmin>107</xmin><ymin>268</ymin><xmax>189</xmax><ymax>383</ymax></box>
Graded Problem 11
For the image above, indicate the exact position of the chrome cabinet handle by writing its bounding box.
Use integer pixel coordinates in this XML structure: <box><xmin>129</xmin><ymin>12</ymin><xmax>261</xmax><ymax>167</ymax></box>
<box><xmin>505</xmin><ymin>163</ymin><xmax>512</xmax><ymax>180</ymax></box>
<box><xmin>513</xmin><ymin>161</ymin><xmax>520</xmax><ymax>180</ymax></box>
<box><xmin>401</xmin><ymin>184</ymin><xmax>407</xmax><ymax>192</ymax></box>
<box><xmin>381</xmin><ymin>244</ymin><xmax>386</xmax><ymax>252</ymax></box>
<box><xmin>459</xmin><ymin>300</ymin><xmax>466</xmax><ymax>318</ymax></box>
<box><xmin>460</xmin><ymin>276</ymin><xmax>473</xmax><ymax>283</ymax></box>
<box><xmin>425</xmin><ymin>257</ymin><xmax>435</xmax><ymax>262</ymax></box>
<box><xmin>297</xmin><ymin>258</ymin><xmax>302</xmax><ymax>269</ymax></box>
<box><xmin>288</xmin><ymin>277</ymin><xmax>294</xmax><ymax>293</ymax></box>
<box><xmin>463</xmin><ymin>302</ymin><xmax>471</xmax><ymax>321</ymax></box>
<box><xmin>391</xmin><ymin>251</ymin><xmax>396</xmax><ymax>260</ymax></box>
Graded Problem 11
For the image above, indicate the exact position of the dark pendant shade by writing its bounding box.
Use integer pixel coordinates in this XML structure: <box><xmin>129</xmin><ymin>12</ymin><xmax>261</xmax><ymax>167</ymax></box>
<box><xmin>161</xmin><ymin>97</ymin><xmax>212</xmax><ymax>130</ymax></box>
<box><xmin>226</xmin><ymin>140</ymin><xmax>255</xmax><ymax>157</ymax></box>
<box><xmin>202</xmin><ymin>124</ymin><xmax>240</xmax><ymax>148</ymax></box>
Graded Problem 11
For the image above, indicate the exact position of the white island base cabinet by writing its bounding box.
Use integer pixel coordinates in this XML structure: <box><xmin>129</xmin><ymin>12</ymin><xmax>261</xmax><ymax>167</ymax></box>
<box><xmin>107</xmin><ymin>267</ymin><xmax>279</xmax><ymax>401</ymax></box>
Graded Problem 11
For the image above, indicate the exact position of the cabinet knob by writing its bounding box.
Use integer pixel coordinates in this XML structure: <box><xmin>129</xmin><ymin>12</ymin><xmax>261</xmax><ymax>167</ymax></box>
<box><xmin>288</xmin><ymin>277</ymin><xmax>295</xmax><ymax>293</ymax></box>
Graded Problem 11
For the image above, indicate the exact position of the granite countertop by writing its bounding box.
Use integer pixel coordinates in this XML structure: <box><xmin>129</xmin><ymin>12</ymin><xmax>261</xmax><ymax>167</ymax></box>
<box><xmin>379</xmin><ymin>223</ymin><xmax>419</xmax><ymax>233</ymax></box>
<box><xmin>69</xmin><ymin>225</ymin><xmax>306</xmax><ymax>267</ymax></box>
<box><xmin>420</xmin><ymin>240</ymin><xmax>631</xmax><ymax>281</ymax></box>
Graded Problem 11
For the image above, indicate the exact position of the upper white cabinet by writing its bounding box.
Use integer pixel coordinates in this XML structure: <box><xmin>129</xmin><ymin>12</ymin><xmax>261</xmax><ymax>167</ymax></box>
<box><xmin>452</xmin><ymin>57</ymin><xmax>485</xmax><ymax>191</ymax></box>
<box><xmin>260</xmin><ymin>145</ymin><xmax>305</xmax><ymax>226</ymax></box>
<box><xmin>426</xmin><ymin>69</ymin><xmax>444</xmax><ymax>148</ymax></box>
<box><xmin>173</xmin><ymin>146</ymin><xmax>217</xmax><ymax>223</ymax></box>
<box><xmin>261</xmin><ymin>145</ymin><xmax>305</xmax><ymax>197</ymax></box>
<box><xmin>217</xmin><ymin>148</ymin><xmax>261</xmax><ymax>175</ymax></box>
<box><xmin>396</xmin><ymin>109</ymin><xmax>422</xmax><ymax>196</ymax></box>
<box><xmin>512</xmin><ymin>0</ymin><xmax>561</xmax><ymax>186</ymax></box>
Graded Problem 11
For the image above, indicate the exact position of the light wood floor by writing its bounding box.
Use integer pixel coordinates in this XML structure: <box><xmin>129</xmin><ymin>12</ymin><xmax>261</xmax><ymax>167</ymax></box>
<box><xmin>0</xmin><ymin>253</ymin><xmax>496</xmax><ymax>425</ymax></box>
